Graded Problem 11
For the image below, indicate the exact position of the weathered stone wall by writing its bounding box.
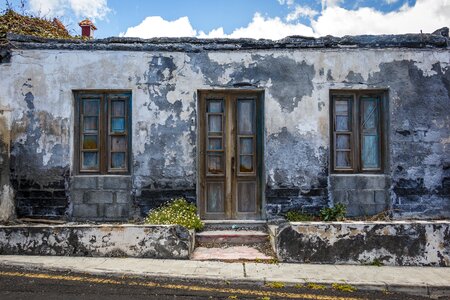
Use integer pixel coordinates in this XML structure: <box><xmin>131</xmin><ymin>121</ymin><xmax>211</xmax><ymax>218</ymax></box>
<box><xmin>0</xmin><ymin>35</ymin><xmax>448</xmax><ymax>220</ymax></box>
<box><xmin>0</xmin><ymin>107</ymin><xmax>15</xmax><ymax>222</ymax></box>
<box><xmin>71</xmin><ymin>176</ymin><xmax>132</xmax><ymax>221</ymax></box>
<box><xmin>277</xmin><ymin>221</ymin><xmax>450</xmax><ymax>266</ymax></box>
<box><xmin>0</xmin><ymin>224</ymin><xmax>193</xmax><ymax>259</ymax></box>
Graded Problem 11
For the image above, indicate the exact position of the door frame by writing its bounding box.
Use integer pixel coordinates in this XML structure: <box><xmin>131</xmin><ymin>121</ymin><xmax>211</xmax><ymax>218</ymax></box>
<box><xmin>196</xmin><ymin>89</ymin><xmax>265</xmax><ymax>220</ymax></box>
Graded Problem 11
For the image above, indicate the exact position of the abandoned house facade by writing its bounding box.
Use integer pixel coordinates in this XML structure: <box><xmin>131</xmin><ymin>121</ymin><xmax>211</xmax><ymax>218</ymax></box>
<box><xmin>0</xmin><ymin>30</ymin><xmax>449</xmax><ymax>222</ymax></box>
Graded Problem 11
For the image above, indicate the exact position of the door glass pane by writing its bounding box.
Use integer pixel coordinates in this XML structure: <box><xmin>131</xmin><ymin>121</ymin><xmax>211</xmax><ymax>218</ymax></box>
<box><xmin>336</xmin><ymin>115</ymin><xmax>349</xmax><ymax>131</ymax></box>
<box><xmin>208</xmin><ymin>138</ymin><xmax>222</xmax><ymax>150</ymax></box>
<box><xmin>336</xmin><ymin>135</ymin><xmax>350</xmax><ymax>150</ymax></box>
<box><xmin>362</xmin><ymin>98</ymin><xmax>378</xmax><ymax>130</ymax></box>
<box><xmin>83</xmin><ymin>99</ymin><xmax>99</xmax><ymax>115</ymax></box>
<box><xmin>240</xmin><ymin>155</ymin><xmax>253</xmax><ymax>172</ymax></box>
<box><xmin>208</xmin><ymin>115</ymin><xmax>222</xmax><ymax>133</ymax></box>
<box><xmin>362</xmin><ymin>135</ymin><xmax>380</xmax><ymax>168</ymax></box>
<box><xmin>335</xmin><ymin>100</ymin><xmax>348</xmax><ymax>114</ymax></box>
<box><xmin>336</xmin><ymin>151</ymin><xmax>351</xmax><ymax>168</ymax></box>
<box><xmin>207</xmin><ymin>182</ymin><xmax>224</xmax><ymax>213</ymax></box>
<box><xmin>84</xmin><ymin>117</ymin><xmax>98</xmax><ymax>131</ymax></box>
<box><xmin>207</xmin><ymin>100</ymin><xmax>223</xmax><ymax>113</ymax></box>
<box><xmin>237</xmin><ymin>100</ymin><xmax>255</xmax><ymax>134</ymax></box>
<box><xmin>111</xmin><ymin>136</ymin><xmax>127</xmax><ymax>152</ymax></box>
<box><xmin>111</xmin><ymin>117</ymin><xmax>125</xmax><ymax>132</ymax></box>
<box><xmin>111</xmin><ymin>152</ymin><xmax>126</xmax><ymax>169</ymax></box>
<box><xmin>112</xmin><ymin>100</ymin><xmax>125</xmax><ymax>117</ymax></box>
<box><xmin>82</xmin><ymin>152</ymin><xmax>98</xmax><ymax>169</ymax></box>
<box><xmin>83</xmin><ymin>135</ymin><xmax>98</xmax><ymax>150</ymax></box>
<box><xmin>240</xmin><ymin>138</ymin><xmax>253</xmax><ymax>155</ymax></box>
<box><xmin>208</xmin><ymin>155</ymin><xmax>223</xmax><ymax>174</ymax></box>
<box><xmin>238</xmin><ymin>182</ymin><xmax>256</xmax><ymax>213</ymax></box>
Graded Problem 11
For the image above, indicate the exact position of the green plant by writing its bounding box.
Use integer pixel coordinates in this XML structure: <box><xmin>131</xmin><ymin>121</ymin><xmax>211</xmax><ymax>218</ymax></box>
<box><xmin>285</xmin><ymin>211</ymin><xmax>315</xmax><ymax>222</ymax></box>
<box><xmin>306</xmin><ymin>283</ymin><xmax>326</xmax><ymax>290</ymax></box>
<box><xmin>319</xmin><ymin>203</ymin><xmax>346</xmax><ymax>221</ymax></box>
<box><xmin>294</xmin><ymin>283</ymin><xmax>304</xmax><ymax>289</ymax></box>
<box><xmin>144</xmin><ymin>198</ymin><xmax>204</xmax><ymax>231</ymax></box>
<box><xmin>332</xmin><ymin>283</ymin><xmax>356</xmax><ymax>292</ymax></box>
<box><xmin>265</xmin><ymin>282</ymin><xmax>285</xmax><ymax>289</ymax></box>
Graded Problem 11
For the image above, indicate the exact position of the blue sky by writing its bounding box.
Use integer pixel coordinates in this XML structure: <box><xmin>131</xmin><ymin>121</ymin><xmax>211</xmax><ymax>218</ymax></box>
<box><xmin>2</xmin><ymin>0</ymin><xmax>448</xmax><ymax>39</ymax></box>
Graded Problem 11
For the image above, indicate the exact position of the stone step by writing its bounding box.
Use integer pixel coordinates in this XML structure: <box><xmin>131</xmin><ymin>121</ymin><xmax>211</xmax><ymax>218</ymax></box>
<box><xmin>191</xmin><ymin>246</ymin><xmax>273</xmax><ymax>261</ymax></box>
<box><xmin>201</xmin><ymin>220</ymin><xmax>267</xmax><ymax>232</ymax></box>
<box><xmin>195</xmin><ymin>230</ymin><xmax>269</xmax><ymax>245</ymax></box>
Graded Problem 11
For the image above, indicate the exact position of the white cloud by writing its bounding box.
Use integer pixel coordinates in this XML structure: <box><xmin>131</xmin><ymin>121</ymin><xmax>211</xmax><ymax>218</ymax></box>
<box><xmin>312</xmin><ymin>0</ymin><xmax>450</xmax><ymax>36</ymax></box>
<box><xmin>385</xmin><ymin>0</ymin><xmax>399</xmax><ymax>4</ymax></box>
<box><xmin>124</xmin><ymin>13</ymin><xmax>314</xmax><ymax>40</ymax></box>
<box><xmin>122</xmin><ymin>16</ymin><xmax>197</xmax><ymax>38</ymax></box>
<box><xmin>29</xmin><ymin>0</ymin><xmax>111</xmax><ymax>20</ymax></box>
<box><xmin>122</xmin><ymin>0</ymin><xmax>450</xmax><ymax>40</ymax></box>
<box><xmin>286</xmin><ymin>5</ymin><xmax>318</xmax><ymax>21</ymax></box>
<box><xmin>277</xmin><ymin>0</ymin><xmax>295</xmax><ymax>6</ymax></box>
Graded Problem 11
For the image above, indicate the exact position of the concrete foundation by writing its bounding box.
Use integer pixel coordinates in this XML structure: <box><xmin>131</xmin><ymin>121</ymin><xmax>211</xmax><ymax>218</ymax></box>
<box><xmin>0</xmin><ymin>224</ymin><xmax>193</xmax><ymax>259</ymax></box>
<box><xmin>276</xmin><ymin>221</ymin><xmax>450</xmax><ymax>266</ymax></box>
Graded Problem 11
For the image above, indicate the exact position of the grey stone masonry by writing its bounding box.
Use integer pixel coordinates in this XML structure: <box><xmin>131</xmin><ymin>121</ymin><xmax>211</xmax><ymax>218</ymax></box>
<box><xmin>330</xmin><ymin>174</ymin><xmax>390</xmax><ymax>217</ymax></box>
<box><xmin>71</xmin><ymin>176</ymin><xmax>132</xmax><ymax>221</ymax></box>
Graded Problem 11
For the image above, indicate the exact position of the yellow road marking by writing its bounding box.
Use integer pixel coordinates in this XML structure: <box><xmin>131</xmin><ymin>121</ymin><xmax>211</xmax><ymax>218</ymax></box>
<box><xmin>0</xmin><ymin>271</ymin><xmax>365</xmax><ymax>300</ymax></box>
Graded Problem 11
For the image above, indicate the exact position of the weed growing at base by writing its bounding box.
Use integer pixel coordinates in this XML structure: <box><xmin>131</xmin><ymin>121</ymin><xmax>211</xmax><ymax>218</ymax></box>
<box><xmin>144</xmin><ymin>198</ymin><xmax>204</xmax><ymax>231</ymax></box>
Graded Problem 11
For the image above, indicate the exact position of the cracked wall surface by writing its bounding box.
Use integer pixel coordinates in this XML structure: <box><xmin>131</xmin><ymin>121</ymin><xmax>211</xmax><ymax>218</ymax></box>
<box><xmin>0</xmin><ymin>224</ymin><xmax>192</xmax><ymax>258</ymax></box>
<box><xmin>277</xmin><ymin>221</ymin><xmax>450</xmax><ymax>266</ymax></box>
<box><xmin>0</xmin><ymin>47</ymin><xmax>449</xmax><ymax>219</ymax></box>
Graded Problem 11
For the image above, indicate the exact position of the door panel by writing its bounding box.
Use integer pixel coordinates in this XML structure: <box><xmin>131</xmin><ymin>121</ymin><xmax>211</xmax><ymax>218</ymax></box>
<box><xmin>199</xmin><ymin>91</ymin><xmax>262</xmax><ymax>220</ymax></box>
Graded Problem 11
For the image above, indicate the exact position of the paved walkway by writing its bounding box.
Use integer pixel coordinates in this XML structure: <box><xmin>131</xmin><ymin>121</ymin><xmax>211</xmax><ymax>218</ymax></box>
<box><xmin>0</xmin><ymin>255</ymin><xmax>448</xmax><ymax>298</ymax></box>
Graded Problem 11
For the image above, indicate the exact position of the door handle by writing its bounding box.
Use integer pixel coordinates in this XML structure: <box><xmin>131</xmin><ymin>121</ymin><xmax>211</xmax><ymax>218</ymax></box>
<box><xmin>231</xmin><ymin>157</ymin><xmax>235</xmax><ymax>174</ymax></box>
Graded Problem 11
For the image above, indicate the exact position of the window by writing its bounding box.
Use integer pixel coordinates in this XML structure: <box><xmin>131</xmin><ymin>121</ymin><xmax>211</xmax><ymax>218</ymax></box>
<box><xmin>75</xmin><ymin>91</ymin><xmax>131</xmax><ymax>174</ymax></box>
<box><xmin>330</xmin><ymin>91</ymin><xmax>385</xmax><ymax>173</ymax></box>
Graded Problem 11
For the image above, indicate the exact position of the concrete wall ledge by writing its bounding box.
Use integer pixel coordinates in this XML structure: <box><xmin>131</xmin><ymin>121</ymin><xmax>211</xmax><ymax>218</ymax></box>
<box><xmin>276</xmin><ymin>220</ymin><xmax>450</xmax><ymax>266</ymax></box>
<box><xmin>0</xmin><ymin>224</ymin><xmax>193</xmax><ymax>259</ymax></box>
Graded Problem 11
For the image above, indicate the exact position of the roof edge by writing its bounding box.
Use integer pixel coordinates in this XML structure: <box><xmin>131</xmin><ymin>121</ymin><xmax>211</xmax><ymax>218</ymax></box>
<box><xmin>5</xmin><ymin>29</ymin><xmax>450</xmax><ymax>52</ymax></box>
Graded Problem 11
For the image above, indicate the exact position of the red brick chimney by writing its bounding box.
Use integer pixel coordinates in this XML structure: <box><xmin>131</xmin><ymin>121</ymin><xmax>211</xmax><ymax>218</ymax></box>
<box><xmin>79</xmin><ymin>19</ymin><xmax>97</xmax><ymax>38</ymax></box>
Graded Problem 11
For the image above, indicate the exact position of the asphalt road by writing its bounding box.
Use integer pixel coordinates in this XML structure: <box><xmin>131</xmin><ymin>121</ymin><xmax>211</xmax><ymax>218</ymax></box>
<box><xmin>0</xmin><ymin>266</ymin><xmax>432</xmax><ymax>300</ymax></box>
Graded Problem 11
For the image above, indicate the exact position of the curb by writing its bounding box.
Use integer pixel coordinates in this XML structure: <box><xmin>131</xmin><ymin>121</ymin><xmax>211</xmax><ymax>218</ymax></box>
<box><xmin>0</xmin><ymin>259</ymin><xmax>448</xmax><ymax>298</ymax></box>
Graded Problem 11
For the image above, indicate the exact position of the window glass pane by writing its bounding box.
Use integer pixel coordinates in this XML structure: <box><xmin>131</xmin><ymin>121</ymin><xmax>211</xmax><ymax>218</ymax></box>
<box><xmin>82</xmin><ymin>152</ymin><xmax>98</xmax><ymax>170</ymax></box>
<box><xmin>208</xmin><ymin>138</ymin><xmax>222</xmax><ymax>150</ymax></box>
<box><xmin>336</xmin><ymin>115</ymin><xmax>349</xmax><ymax>131</ymax></box>
<box><xmin>112</xmin><ymin>100</ymin><xmax>125</xmax><ymax>117</ymax></box>
<box><xmin>336</xmin><ymin>151</ymin><xmax>351</xmax><ymax>168</ymax></box>
<box><xmin>208</xmin><ymin>115</ymin><xmax>222</xmax><ymax>133</ymax></box>
<box><xmin>335</xmin><ymin>100</ymin><xmax>348</xmax><ymax>114</ymax></box>
<box><xmin>83</xmin><ymin>99</ymin><xmax>99</xmax><ymax>115</ymax></box>
<box><xmin>111</xmin><ymin>117</ymin><xmax>125</xmax><ymax>132</ymax></box>
<box><xmin>237</xmin><ymin>100</ymin><xmax>255</xmax><ymax>134</ymax></box>
<box><xmin>336</xmin><ymin>135</ymin><xmax>350</xmax><ymax>150</ymax></box>
<box><xmin>207</xmin><ymin>182</ymin><xmax>224</xmax><ymax>213</ymax></box>
<box><xmin>240</xmin><ymin>155</ymin><xmax>253</xmax><ymax>172</ymax></box>
<box><xmin>240</xmin><ymin>138</ymin><xmax>253</xmax><ymax>155</ymax></box>
<box><xmin>207</xmin><ymin>100</ymin><xmax>223</xmax><ymax>113</ymax></box>
<box><xmin>208</xmin><ymin>155</ymin><xmax>223</xmax><ymax>174</ymax></box>
<box><xmin>362</xmin><ymin>135</ymin><xmax>380</xmax><ymax>168</ymax></box>
<box><xmin>111</xmin><ymin>152</ymin><xmax>126</xmax><ymax>169</ymax></box>
<box><xmin>111</xmin><ymin>136</ymin><xmax>127</xmax><ymax>152</ymax></box>
<box><xmin>83</xmin><ymin>117</ymin><xmax>98</xmax><ymax>131</ymax></box>
<box><xmin>83</xmin><ymin>135</ymin><xmax>98</xmax><ymax>150</ymax></box>
<box><xmin>362</xmin><ymin>98</ymin><xmax>378</xmax><ymax>130</ymax></box>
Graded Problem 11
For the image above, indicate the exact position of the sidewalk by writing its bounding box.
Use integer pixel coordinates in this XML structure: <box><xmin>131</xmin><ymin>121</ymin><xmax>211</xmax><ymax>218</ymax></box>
<box><xmin>0</xmin><ymin>255</ymin><xmax>449</xmax><ymax>298</ymax></box>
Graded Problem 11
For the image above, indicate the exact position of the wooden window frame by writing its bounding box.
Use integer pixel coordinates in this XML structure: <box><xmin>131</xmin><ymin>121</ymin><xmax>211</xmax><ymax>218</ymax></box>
<box><xmin>330</xmin><ymin>90</ymin><xmax>386</xmax><ymax>174</ymax></box>
<box><xmin>74</xmin><ymin>91</ymin><xmax>132</xmax><ymax>175</ymax></box>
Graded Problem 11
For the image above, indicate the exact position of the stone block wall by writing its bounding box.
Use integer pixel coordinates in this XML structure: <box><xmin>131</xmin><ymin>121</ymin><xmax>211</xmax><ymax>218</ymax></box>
<box><xmin>330</xmin><ymin>175</ymin><xmax>390</xmax><ymax>217</ymax></box>
<box><xmin>71</xmin><ymin>176</ymin><xmax>132</xmax><ymax>221</ymax></box>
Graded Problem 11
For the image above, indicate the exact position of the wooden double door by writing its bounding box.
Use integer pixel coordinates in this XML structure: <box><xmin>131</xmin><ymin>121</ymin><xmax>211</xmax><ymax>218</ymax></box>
<box><xmin>198</xmin><ymin>91</ymin><xmax>263</xmax><ymax>220</ymax></box>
